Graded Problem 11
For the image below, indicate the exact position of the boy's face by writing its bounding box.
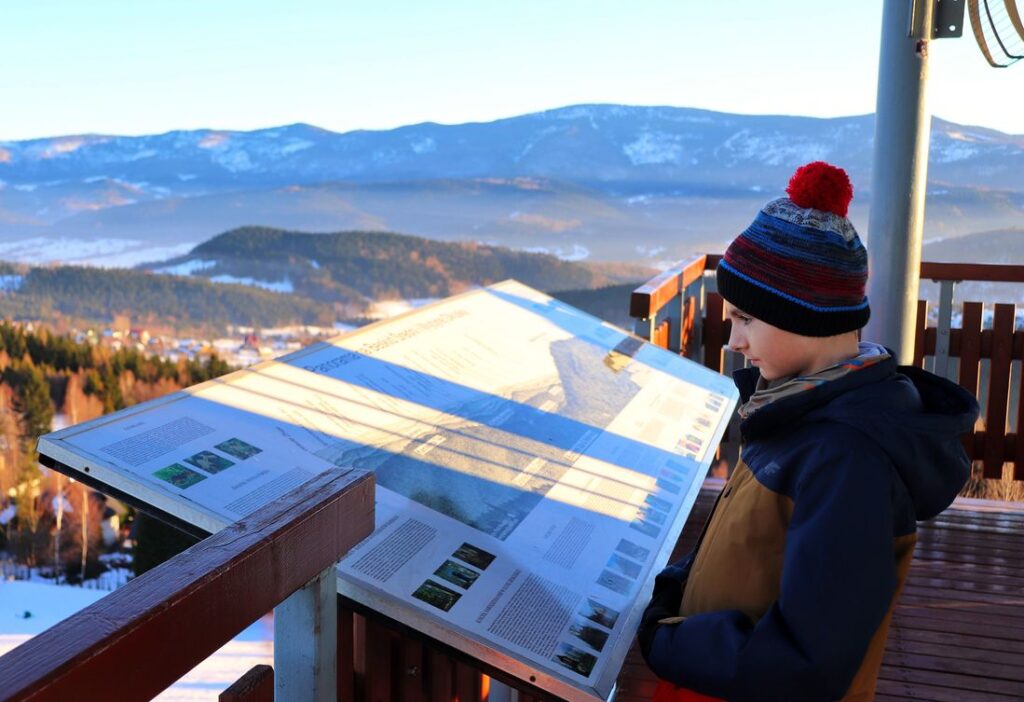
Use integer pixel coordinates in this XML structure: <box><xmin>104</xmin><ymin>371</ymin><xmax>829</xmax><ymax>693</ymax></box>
<box><xmin>724</xmin><ymin>302</ymin><xmax>833</xmax><ymax>381</ymax></box>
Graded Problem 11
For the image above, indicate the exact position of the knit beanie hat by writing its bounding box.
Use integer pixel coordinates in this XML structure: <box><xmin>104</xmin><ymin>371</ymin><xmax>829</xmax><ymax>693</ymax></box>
<box><xmin>716</xmin><ymin>161</ymin><xmax>870</xmax><ymax>337</ymax></box>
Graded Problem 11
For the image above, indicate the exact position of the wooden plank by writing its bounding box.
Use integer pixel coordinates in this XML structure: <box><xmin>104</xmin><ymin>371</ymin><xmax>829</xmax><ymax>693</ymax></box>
<box><xmin>428</xmin><ymin>647</ymin><xmax>453</xmax><ymax>702</ymax></box>
<box><xmin>892</xmin><ymin>610</ymin><xmax>1024</xmax><ymax>643</ymax></box>
<box><xmin>1016</xmin><ymin>317</ymin><xmax>1024</xmax><ymax>481</ymax></box>
<box><xmin>454</xmin><ymin>660</ymin><xmax>480</xmax><ymax>702</ymax></box>
<box><xmin>959</xmin><ymin>302</ymin><xmax>984</xmax><ymax>462</ymax></box>
<box><xmin>338</xmin><ymin>607</ymin><xmax>356</xmax><ymax>702</ymax></box>
<box><xmin>703</xmin><ymin>293</ymin><xmax>726</xmax><ymax>373</ymax></box>
<box><xmin>680</xmin><ymin>294</ymin><xmax>698</xmax><ymax>358</ymax></box>
<box><xmin>876</xmin><ymin>677</ymin><xmax>1022</xmax><ymax>702</ymax></box>
<box><xmin>883</xmin><ymin>636</ymin><xmax>1024</xmax><ymax>669</ymax></box>
<box><xmin>906</xmin><ymin>555</ymin><xmax>1024</xmax><ymax>580</ymax></box>
<box><xmin>921</xmin><ymin>261</ymin><xmax>1024</xmax><ymax>284</ymax></box>
<box><xmin>629</xmin><ymin>255</ymin><xmax>708</xmax><ymax>319</ymax></box>
<box><xmin>353</xmin><ymin>613</ymin><xmax>367</xmax><ymax>702</ymax></box>
<box><xmin>220</xmin><ymin>664</ymin><xmax>274</xmax><ymax>702</ymax></box>
<box><xmin>886</xmin><ymin>626</ymin><xmax>1024</xmax><ymax>655</ymax></box>
<box><xmin>877</xmin><ymin>663</ymin><xmax>1024</xmax><ymax>697</ymax></box>
<box><xmin>895</xmin><ymin>600</ymin><xmax>1024</xmax><ymax>630</ymax></box>
<box><xmin>0</xmin><ymin>468</ymin><xmax>375</xmax><ymax>702</ymax></box>
<box><xmin>983</xmin><ymin>304</ymin><xmax>1015</xmax><ymax>478</ymax></box>
<box><xmin>365</xmin><ymin>618</ymin><xmax>395</xmax><ymax>702</ymax></box>
<box><xmin>922</xmin><ymin>511</ymin><xmax>1024</xmax><ymax>528</ymax></box>
<box><xmin>907</xmin><ymin>561</ymin><xmax>1024</xmax><ymax>586</ymax></box>
<box><xmin>652</xmin><ymin>318</ymin><xmax>671</xmax><ymax>350</ymax></box>
<box><xmin>915</xmin><ymin>528</ymin><xmax>1024</xmax><ymax>552</ymax></box>
<box><xmin>399</xmin><ymin>636</ymin><xmax>426</xmax><ymax>702</ymax></box>
<box><xmin>882</xmin><ymin>651</ymin><xmax>1024</xmax><ymax>684</ymax></box>
<box><xmin>909</xmin><ymin>548</ymin><xmax>1024</xmax><ymax>577</ymax></box>
<box><xmin>914</xmin><ymin>299</ymin><xmax>927</xmax><ymax>368</ymax></box>
<box><xmin>919</xmin><ymin>514</ymin><xmax>1024</xmax><ymax>538</ymax></box>
<box><xmin>908</xmin><ymin>555</ymin><xmax>1024</xmax><ymax>581</ymax></box>
<box><xmin>898</xmin><ymin>593</ymin><xmax>1024</xmax><ymax>622</ymax></box>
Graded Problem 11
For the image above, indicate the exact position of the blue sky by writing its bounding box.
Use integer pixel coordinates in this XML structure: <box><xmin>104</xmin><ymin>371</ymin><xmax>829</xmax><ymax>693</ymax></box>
<box><xmin>1</xmin><ymin>0</ymin><xmax>1020</xmax><ymax>140</ymax></box>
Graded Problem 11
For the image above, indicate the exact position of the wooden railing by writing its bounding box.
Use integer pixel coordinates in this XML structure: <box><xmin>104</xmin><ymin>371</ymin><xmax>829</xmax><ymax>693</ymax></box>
<box><xmin>0</xmin><ymin>467</ymin><xmax>375</xmax><ymax>701</ymax></box>
<box><xmin>630</xmin><ymin>255</ymin><xmax>1024</xmax><ymax>481</ymax></box>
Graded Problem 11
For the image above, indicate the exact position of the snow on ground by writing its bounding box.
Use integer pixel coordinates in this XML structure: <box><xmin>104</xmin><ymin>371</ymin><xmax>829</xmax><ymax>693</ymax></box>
<box><xmin>0</xmin><ymin>275</ymin><xmax>23</xmax><ymax>291</ymax></box>
<box><xmin>0</xmin><ymin>237</ymin><xmax>195</xmax><ymax>267</ymax></box>
<box><xmin>0</xmin><ymin>580</ymin><xmax>273</xmax><ymax>700</ymax></box>
<box><xmin>366</xmin><ymin>297</ymin><xmax>441</xmax><ymax>319</ymax></box>
<box><xmin>522</xmin><ymin>243</ymin><xmax>590</xmax><ymax>261</ymax></box>
<box><xmin>152</xmin><ymin>258</ymin><xmax>218</xmax><ymax>276</ymax></box>
<box><xmin>209</xmin><ymin>274</ymin><xmax>294</xmax><ymax>293</ymax></box>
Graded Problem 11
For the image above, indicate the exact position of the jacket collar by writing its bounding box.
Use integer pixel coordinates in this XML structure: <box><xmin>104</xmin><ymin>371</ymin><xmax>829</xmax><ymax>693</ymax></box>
<box><xmin>733</xmin><ymin>355</ymin><xmax>899</xmax><ymax>440</ymax></box>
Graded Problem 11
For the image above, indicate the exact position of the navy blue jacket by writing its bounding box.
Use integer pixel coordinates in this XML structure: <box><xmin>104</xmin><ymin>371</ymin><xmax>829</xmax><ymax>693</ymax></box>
<box><xmin>645</xmin><ymin>357</ymin><xmax>978</xmax><ymax>701</ymax></box>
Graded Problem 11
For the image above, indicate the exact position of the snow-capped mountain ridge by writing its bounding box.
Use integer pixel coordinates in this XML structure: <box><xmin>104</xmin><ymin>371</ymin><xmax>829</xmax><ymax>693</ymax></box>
<box><xmin>1</xmin><ymin>105</ymin><xmax>1020</xmax><ymax>196</ymax></box>
<box><xmin>1</xmin><ymin>105</ymin><xmax>1021</xmax><ymax>265</ymax></box>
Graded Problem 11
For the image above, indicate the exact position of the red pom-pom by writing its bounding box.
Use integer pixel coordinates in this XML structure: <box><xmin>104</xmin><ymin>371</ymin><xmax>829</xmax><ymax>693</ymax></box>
<box><xmin>785</xmin><ymin>161</ymin><xmax>853</xmax><ymax>217</ymax></box>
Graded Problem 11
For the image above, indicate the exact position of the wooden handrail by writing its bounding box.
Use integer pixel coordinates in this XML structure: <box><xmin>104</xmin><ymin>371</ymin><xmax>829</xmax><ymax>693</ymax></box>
<box><xmin>629</xmin><ymin>254</ymin><xmax>723</xmax><ymax>319</ymax></box>
<box><xmin>629</xmin><ymin>256</ymin><xmax>1024</xmax><ymax>481</ymax></box>
<box><xmin>633</xmin><ymin>258</ymin><xmax>1024</xmax><ymax>323</ymax></box>
<box><xmin>0</xmin><ymin>467</ymin><xmax>374</xmax><ymax>701</ymax></box>
<box><xmin>921</xmin><ymin>261</ymin><xmax>1024</xmax><ymax>283</ymax></box>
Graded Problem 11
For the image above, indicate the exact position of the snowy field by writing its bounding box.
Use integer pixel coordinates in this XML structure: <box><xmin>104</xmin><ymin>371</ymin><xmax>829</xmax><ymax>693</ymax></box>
<box><xmin>0</xmin><ymin>580</ymin><xmax>273</xmax><ymax>700</ymax></box>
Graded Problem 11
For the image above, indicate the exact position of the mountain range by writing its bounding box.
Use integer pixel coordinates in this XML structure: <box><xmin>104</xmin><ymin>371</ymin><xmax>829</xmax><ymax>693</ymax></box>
<box><xmin>2</xmin><ymin>104</ymin><xmax>1021</xmax><ymax>266</ymax></box>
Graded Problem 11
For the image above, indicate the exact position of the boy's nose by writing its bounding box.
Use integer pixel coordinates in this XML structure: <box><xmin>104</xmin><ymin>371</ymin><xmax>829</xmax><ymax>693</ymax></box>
<box><xmin>727</xmin><ymin>328</ymin><xmax>745</xmax><ymax>352</ymax></box>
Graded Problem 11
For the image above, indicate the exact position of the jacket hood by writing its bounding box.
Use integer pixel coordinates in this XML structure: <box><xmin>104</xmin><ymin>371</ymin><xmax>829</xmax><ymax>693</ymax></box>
<box><xmin>734</xmin><ymin>354</ymin><xmax>979</xmax><ymax>521</ymax></box>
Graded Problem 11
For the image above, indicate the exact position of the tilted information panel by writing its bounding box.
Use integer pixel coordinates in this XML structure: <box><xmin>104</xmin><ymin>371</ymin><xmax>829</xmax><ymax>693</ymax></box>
<box><xmin>38</xmin><ymin>280</ymin><xmax>737</xmax><ymax>702</ymax></box>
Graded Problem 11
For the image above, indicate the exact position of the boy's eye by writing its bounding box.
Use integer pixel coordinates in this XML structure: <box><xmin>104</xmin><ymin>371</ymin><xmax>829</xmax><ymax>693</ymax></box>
<box><xmin>736</xmin><ymin>314</ymin><xmax>752</xmax><ymax>325</ymax></box>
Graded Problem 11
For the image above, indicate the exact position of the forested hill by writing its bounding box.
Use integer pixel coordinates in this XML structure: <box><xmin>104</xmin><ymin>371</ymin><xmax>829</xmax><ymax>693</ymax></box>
<box><xmin>0</xmin><ymin>263</ymin><xmax>338</xmax><ymax>332</ymax></box>
<box><xmin>150</xmin><ymin>226</ymin><xmax>655</xmax><ymax>303</ymax></box>
<box><xmin>0</xmin><ymin>227</ymin><xmax>654</xmax><ymax>332</ymax></box>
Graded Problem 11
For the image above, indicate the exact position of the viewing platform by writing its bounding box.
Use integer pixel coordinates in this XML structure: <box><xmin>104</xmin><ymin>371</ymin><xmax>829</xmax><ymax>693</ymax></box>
<box><xmin>1</xmin><ymin>257</ymin><xmax>1023</xmax><ymax>702</ymax></box>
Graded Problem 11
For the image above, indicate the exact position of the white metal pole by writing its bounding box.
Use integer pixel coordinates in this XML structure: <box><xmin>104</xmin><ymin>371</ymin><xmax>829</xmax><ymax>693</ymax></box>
<box><xmin>864</xmin><ymin>0</ymin><xmax>935</xmax><ymax>362</ymax></box>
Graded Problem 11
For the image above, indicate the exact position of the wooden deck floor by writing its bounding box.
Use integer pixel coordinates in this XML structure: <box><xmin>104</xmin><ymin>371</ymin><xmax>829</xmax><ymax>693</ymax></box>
<box><xmin>614</xmin><ymin>481</ymin><xmax>1024</xmax><ymax>702</ymax></box>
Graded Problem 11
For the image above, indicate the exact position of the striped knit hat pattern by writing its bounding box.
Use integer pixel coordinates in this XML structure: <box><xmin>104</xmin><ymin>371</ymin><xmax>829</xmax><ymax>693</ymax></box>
<box><xmin>716</xmin><ymin>161</ymin><xmax>870</xmax><ymax>337</ymax></box>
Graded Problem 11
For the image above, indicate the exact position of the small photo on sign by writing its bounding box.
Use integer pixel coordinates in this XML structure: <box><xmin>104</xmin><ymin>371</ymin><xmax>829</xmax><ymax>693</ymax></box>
<box><xmin>153</xmin><ymin>463</ymin><xmax>206</xmax><ymax>489</ymax></box>
<box><xmin>215</xmin><ymin>438</ymin><xmax>263</xmax><ymax>460</ymax></box>
<box><xmin>644</xmin><ymin>493</ymin><xmax>672</xmax><ymax>513</ymax></box>
<box><xmin>655</xmin><ymin>478</ymin><xmax>680</xmax><ymax>495</ymax></box>
<box><xmin>568</xmin><ymin>618</ymin><xmax>610</xmax><ymax>652</ymax></box>
<box><xmin>629</xmin><ymin>518</ymin><xmax>660</xmax><ymax>539</ymax></box>
<box><xmin>664</xmin><ymin>459</ymin><xmax>689</xmax><ymax>476</ymax></box>
<box><xmin>452</xmin><ymin>542</ymin><xmax>496</xmax><ymax>570</ymax></box>
<box><xmin>412</xmin><ymin>580</ymin><xmax>462</xmax><ymax>612</ymax></box>
<box><xmin>615</xmin><ymin>538</ymin><xmax>651</xmax><ymax>562</ymax></box>
<box><xmin>434</xmin><ymin>559</ymin><xmax>480</xmax><ymax>590</ymax></box>
<box><xmin>638</xmin><ymin>506</ymin><xmax>667</xmax><ymax>526</ymax></box>
<box><xmin>606</xmin><ymin>553</ymin><xmax>642</xmax><ymax>579</ymax></box>
<box><xmin>552</xmin><ymin>642</ymin><xmax>597</xmax><ymax>678</ymax></box>
<box><xmin>597</xmin><ymin>569</ymin><xmax>632</xmax><ymax>595</ymax></box>
<box><xmin>579</xmin><ymin>598</ymin><xmax>620</xmax><ymax>629</ymax></box>
<box><xmin>184</xmin><ymin>450</ymin><xmax>234</xmax><ymax>474</ymax></box>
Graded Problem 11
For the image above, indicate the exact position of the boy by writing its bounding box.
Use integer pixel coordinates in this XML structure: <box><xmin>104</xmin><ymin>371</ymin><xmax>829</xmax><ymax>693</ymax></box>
<box><xmin>638</xmin><ymin>162</ymin><xmax>979</xmax><ymax>702</ymax></box>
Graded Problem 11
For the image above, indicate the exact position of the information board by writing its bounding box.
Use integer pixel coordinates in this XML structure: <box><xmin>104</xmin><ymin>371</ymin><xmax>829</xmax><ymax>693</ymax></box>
<box><xmin>38</xmin><ymin>280</ymin><xmax>738</xmax><ymax>702</ymax></box>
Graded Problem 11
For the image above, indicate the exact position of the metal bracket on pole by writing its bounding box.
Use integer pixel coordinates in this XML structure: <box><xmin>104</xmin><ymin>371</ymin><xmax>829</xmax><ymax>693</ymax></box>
<box><xmin>274</xmin><ymin>565</ymin><xmax>338</xmax><ymax>702</ymax></box>
<box><xmin>913</xmin><ymin>0</ymin><xmax>967</xmax><ymax>38</ymax></box>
